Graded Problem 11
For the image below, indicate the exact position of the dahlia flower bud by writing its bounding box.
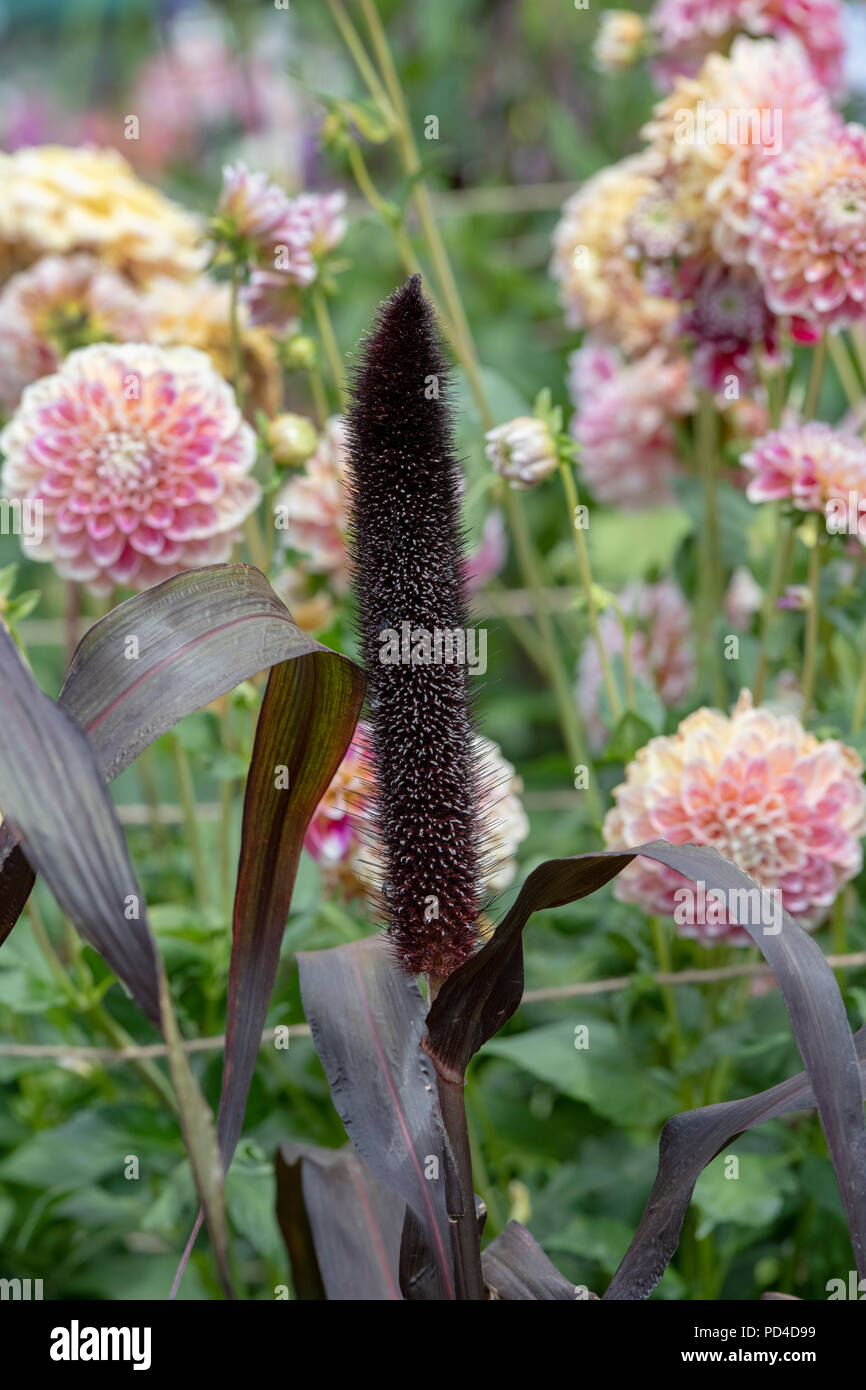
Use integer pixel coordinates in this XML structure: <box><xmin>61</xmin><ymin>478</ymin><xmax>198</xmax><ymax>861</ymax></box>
<box><xmin>485</xmin><ymin>415</ymin><xmax>558</xmax><ymax>491</ymax></box>
<box><xmin>594</xmin><ymin>11</ymin><xmax>645</xmax><ymax>72</ymax></box>
<box><xmin>268</xmin><ymin>413</ymin><xmax>319</xmax><ymax>467</ymax></box>
<box><xmin>280</xmin><ymin>334</ymin><xmax>317</xmax><ymax>372</ymax></box>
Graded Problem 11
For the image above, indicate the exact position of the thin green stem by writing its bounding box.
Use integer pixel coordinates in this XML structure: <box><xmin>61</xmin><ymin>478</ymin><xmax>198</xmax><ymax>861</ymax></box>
<box><xmin>171</xmin><ymin>736</ymin><xmax>210</xmax><ymax>916</ymax></box>
<box><xmin>801</xmin><ymin>537</ymin><xmax>821</xmax><ymax>715</ymax></box>
<box><xmin>650</xmin><ymin>915</ymin><xmax>694</xmax><ymax>1109</ymax></box>
<box><xmin>753</xmin><ymin>510</ymin><xmax>793</xmax><ymax>704</ymax></box>
<box><xmin>324</xmin><ymin>0</ymin><xmax>397</xmax><ymax>128</ymax></box>
<box><xmin>828</xmin><ymin>334</ymin><xmax>863</xmax><ymax>409</ymax></box>
<box><xmin>308</xmin><ymin>367</ymin><xmax>330</xmax><ymax>426</ymax></box>
<box><xmin>852</xmin><ymin>650</ymin><xmax>866</xmax><ymax>733</ymax></box>
<box><xmin>559</xmin><ymin>461</ymin><xmax>622</xmax><ymax>722</ymax></box>
<box><xmin>696</xmin><ymin>390</ymin><xmax>725</xmax><ymax>706</ymax></box>
<box><xmin>312</xmin><ymin>286</ymin><xmax>348</xmax><ymax>406</ymax></box>
<box><xmin>804</xmin><ymin>332</ymin><xmax>828</xmax><ymax>419</ymax></box>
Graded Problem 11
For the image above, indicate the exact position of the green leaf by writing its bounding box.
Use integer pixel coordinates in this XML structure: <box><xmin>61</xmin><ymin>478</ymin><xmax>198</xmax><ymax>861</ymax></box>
<box><xmin>484</xmin><ymin>1021</ymin><xmax>679</xmax><ymax>1126</ymax></box>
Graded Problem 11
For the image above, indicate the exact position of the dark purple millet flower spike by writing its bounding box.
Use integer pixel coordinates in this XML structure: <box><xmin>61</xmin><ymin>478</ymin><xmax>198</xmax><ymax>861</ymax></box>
<box><xmin>346</xmin><ymin>274</ymin><xmax>480</xmax><ymax>980</ymax></box>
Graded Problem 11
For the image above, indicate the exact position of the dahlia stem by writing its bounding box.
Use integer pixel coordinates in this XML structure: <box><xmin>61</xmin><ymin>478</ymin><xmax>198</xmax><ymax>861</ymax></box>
<box><xmin>312</xmin><ymin>286</ymin><xmax>348</xmax><ymax>407</ymax></box>
<box><xmin>507</xmin><ymin>489</ymin><xmax>601</xmax><ymax>818</ymax></box>
<box><xmin>696</xmin><ymin>390</ymin><xmax>725</xmax><ymax>706</ymax></box>
<box><xmin>828</xmin><ymin>333</ymin><xmax>863</xmax><ymax>408</ymax></box>
<box><xmin>308</xmin><ymin>367</ymin><xmax>330</xmax><ymax>426</ymax></box>
<box><xmin>753</xmin><ymin>508</ymin><xmax>793</xmax><ymax>704</ymax></box>
<box><xmin>851</xmin><ymin>324</ymin><xmax>866</xmax><ymax>388</ymax></box>
<box><xmin>228</xmin><ymin>264</ymin><xmax>268</xmax><ymax>573</ymax></box>
<box><xmin>650</xmin><ymin>915</ymin><xmax>695</xmax><ymax>1109</ymax></box>
<box><xmin>324</xmin><ymin>0</ymin><xmax>397</xmax><ymax>129</ymax></box>
<box><xmin>852</xmin><ymin>650</ymin><xmax>866</xmax><ymax>734</ymax></box>
<box><xmin>171</xmin><ymin>736</ymin><xmax>210</xmax><ymax>915</ymax></box>
<box><xmin>801</xmin><ymin>535</ymin><xmax>822</xmax><ymax>716</ymax></box>
<box><xmin>346</xmin><ymin>139</ymin><xmax>419</xmax><ymax>281</ymax></box>
<box><xmin>804</xmin><ymin>331</ymin><xmax>828</xmax><ymax>419</ymax></box>
<box><xmin>559</xmin><ymin>460</ymin><xmax>623</xmax><ymax>723</ymax></box>
<box><xmin>64</xmin><ymin>580</ymin><xmax>80</xmax><ymax>669</ymax></box>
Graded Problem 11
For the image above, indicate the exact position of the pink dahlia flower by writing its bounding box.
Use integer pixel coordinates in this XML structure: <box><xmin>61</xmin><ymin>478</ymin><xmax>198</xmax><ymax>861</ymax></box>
<box><xmin>568</xmin><ymin>341</ymin><xmax>694</xmax><ymax>507</ymax></box>
<box><xmin>604</xmin><ymin>690</ymin><xmax>866</xmax><ymax>942</ymax></box>
<box><xmin>743</xmin><ymin>421</ymin><xmax>866</xmax><ymax>536</ymax></box>
<box><xmin>576</xmin><ymin>578</ymin><xmax>696</xmax><ymax>750</ymax></box>
<box><xmin>0</xmin><ymin>253</ymin><xmax>150</xmax><ymax>412</ymax></box>
<box><xmin>749</xmin><ymin>124</ymin><xmax>866</xmax><ymax>327</ymax></box>
<box><xmin>649</xmin><ymin>0</ymin><xmax>846</xmax><ymax>93</ymax></box>
<box><xmin>0</xmin><ymin>342</ymin><xmax>260</xmax><ymax>594</ymax></box>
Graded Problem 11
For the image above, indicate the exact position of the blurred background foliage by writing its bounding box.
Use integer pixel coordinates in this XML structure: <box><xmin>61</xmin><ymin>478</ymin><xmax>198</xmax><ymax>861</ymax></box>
<box><xmin>0</xmin><ymin>0</ymin><xmax>863</xmax><ymax>1301</ymax></box>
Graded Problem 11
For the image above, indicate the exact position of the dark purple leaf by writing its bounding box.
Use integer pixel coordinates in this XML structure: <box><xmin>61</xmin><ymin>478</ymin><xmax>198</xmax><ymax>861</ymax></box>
<box><xmin>217</xmin><ymin>651</ymin><xmax>364</xmax><ymax>1171</ymax></box>
<box><xmin>0</xmin><ymin>624</ymin><xmax>232</xmax><ymax>1292</ymax></box>
<box><xmin>425</xmin><ymin>841</ymin><xmax>866</xmax><ymax>1283</ymax></box>
<box><xmin>275</xmin><ymin>1144</ymin><xmax>404</xmax><ymax>1301</ymax></box>
<box><xmin>298</xmin><ymin>934</ymin><xmax>456</xmax><ymax>1300</ymax></box>
<box><xmin>482</xmin><ymin>1222</ymin><xmax>588</xmax><ymax>1301</ymax></box>
<box><xmin>605</xmin><ymin>1025</ymin><xmax>866</xmax><ymax>1300</ymax></box>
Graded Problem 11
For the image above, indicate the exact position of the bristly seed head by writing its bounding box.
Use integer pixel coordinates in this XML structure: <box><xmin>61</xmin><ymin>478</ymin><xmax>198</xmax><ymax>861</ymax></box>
<box><xmin>346</xmin><ymin>274</ymin><xmax>481</xmax><ymax>979</ymax></box>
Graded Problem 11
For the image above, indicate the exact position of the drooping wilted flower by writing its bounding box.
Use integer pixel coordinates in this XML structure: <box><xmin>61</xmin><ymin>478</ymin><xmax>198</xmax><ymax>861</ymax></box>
<box><xmin>485</xmin><ymin>415</ymin><xmax>558</xmax><ymax>490</ymax></box>
<box><xmin>743</xmin><ymin>421</ymin><xmax>866</xmax><ymax>535</ymax></box>
<box><xmin>576</xmin><ymin>578</ymin><xmax>696</xmax><ymax>749</ymax></box>
<box><xmin>604</xmin><ymin>690</ymin><xmax>866</xmax><ymax>942</ymax></box>
<box><xmin>568</xmin><ymin>340</ymin><xmax>693</xmax><ymax>507</ymax></box>
<box><xmin>0</xmin><ymin>342</ymin><xmax>260</xmax><ymax>594</ymax></box>
<box><xmin>345</xmin><ymin>275</ymin><xmax>481</xmax><ymax>979</ymax></box>
<box><xmin>749</xmin><ymin>125</ymin><xmax>866</xmax><ymax>327</ymax></box>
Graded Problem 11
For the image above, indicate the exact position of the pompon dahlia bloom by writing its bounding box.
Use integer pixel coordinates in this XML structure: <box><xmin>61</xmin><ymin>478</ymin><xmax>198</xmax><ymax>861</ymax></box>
<box><xmin>743</xmin><ymin>421</ymin><xmax>866</xmax><ymax>533</ymax></box>
<box><xmin>0</xmin><ymin>146</ymin><xmax>204</xmax><ymax>284</ymax></box>
<box><xmin>568</xmin><ymin>341</ymin><xmax>694</xmax><ymax>507</ymax></box>
<box><xmin>643</xmin><ymin>37</ymin><xmax>841</xmax><ymax>269</ymax></box>
<box><xmin>576</xmin><ymin>579</ymin><xmax>696</xmax><ymax>750</ymax></box>
<box><xmin>0</xmin><ymin>343</ymin><xmax>260</xmax><ymax>594</ymax></box>
<box><xmin>749</xmin><ymin>125</ymin><xmax>866</xmax><ymax>326</ymax></box>
<box><xmin>273</xmin><ymin>414</ymin><xmax>350</xmax><ymax>592</ymax></box>
<box><xmin>604</xmin><ymin>691</ymin><xmax>866</xmax><ymax>942</ymax></box>
<box><xmin>649</xmin><ymin>0</ymin><xmax>846</xmax><ymax>93</ymax></box>
<box><xmin>0</xmin><ymin>253</ymin><xmax>150</xmax><ymax>412</ymax></box>
<box><xmin>305</xmin><ymin>725</ymin><xmax>529</xmax><ymax>901</ymax></box>
<box><xmin>550</xmin><ymin>155</ymin><xmax>678</xmax><ymax>356</ymax></box>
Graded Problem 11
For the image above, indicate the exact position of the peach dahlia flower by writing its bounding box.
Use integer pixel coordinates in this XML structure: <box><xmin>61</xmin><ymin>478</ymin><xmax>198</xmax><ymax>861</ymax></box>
<box><xmin>0</xmin><ymin>342</ymin><xmax>260</xmax><ymax>594</ymax></box>
<box><xmin>604</xmin><ymin>691</ymin><xmax>866</xmax><ymax>942</ymax></box>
